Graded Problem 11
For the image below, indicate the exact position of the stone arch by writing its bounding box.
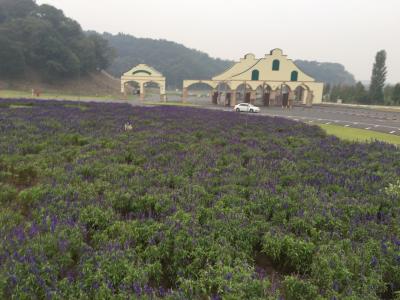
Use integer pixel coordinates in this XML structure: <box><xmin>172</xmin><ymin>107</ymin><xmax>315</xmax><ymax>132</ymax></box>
<box><xmin>182</xmin><ymin>81</ymin><xmax>216</xmax><ymax>104</ymax></box>
<box><xmin>235</xmin><ymin>83</ymin><xmax>253</xmax><ymax>103</ymax></box>
<box><xmin>275</xmin><ymin>84</ymin><xmax>292</xmax><ymax>107</ymax></box>
<box><xmin>185</xmin><ymin>81</ymin><xmax>216</xmax><ymax>90</ymax></box>
<box><xmin>216</xmin><ymin>82</ymin><xmax>232</xmax><ymax>106</ymax></box>
<box><xmin>143</xmin><ymin>80</ymin><xmax>166</xmax><ymax>98</ymax></box>
<box><xmin>255</xmin><ymin>83</ymin><xmax>272</xmax><ymax>106</ymax></box>
<box><xmin>122</xmin><ymin>80</ymin><xmax>141</xmax><ymax>96</ymax></box>
<box><xmin>121</xmin><ymin>64</ymin><xmax>166</xmax><ymax>101</ymax></box>
<box><xmin>292</xmin><ymin>84</ymin><xmax>312</xmax><ymax>105</ymax></box>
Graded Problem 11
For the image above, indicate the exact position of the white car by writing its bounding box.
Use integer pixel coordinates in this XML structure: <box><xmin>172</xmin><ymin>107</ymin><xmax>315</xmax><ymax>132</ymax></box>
<box><xmin>234</xmin><ymin>103</ymin><xmax>260</xmax><ymax>113</ymax></box>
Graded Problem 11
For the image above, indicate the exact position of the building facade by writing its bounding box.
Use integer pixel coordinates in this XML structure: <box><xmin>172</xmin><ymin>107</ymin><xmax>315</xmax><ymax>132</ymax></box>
<box><xmin>121</xmin><ymin>64</ymin><xmax>166</xmax><ymax>101</ymax></box>
<box><xmin>182</xmin><ymin>49</ymin><xmax>324</xmax><ymax>107</ymax></box>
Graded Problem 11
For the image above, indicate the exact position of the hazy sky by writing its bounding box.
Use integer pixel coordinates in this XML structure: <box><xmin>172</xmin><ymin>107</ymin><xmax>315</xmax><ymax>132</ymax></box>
<box><xmin>37</xmin><ymin>0</ymin><xmax>400</xmax><ymax>83</ymax></box>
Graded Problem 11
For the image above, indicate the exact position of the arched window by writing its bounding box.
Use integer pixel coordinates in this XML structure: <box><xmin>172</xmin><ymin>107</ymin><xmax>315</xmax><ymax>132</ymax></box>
<box><xmin>272</xmin><ymin>60</ymin><xmax>280</xmax><ymax>71</ymax></box>
<box><xmin>251</xmin><ymin>69</ymin><xmax>259</xmax><ymax>81</ymax></box>
<box><xmin>291</xmin><ymin>71</ymin><xmax>298</xmax><ymax>81</ymax></box>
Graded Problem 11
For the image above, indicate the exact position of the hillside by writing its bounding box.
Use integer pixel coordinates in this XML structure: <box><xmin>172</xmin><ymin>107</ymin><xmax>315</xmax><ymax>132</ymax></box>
<box><xmin>0</xmin><ymin>70</ymin><xmax>120</xmax><ymax>96</ymax></box>
<box><xmin>103</xmin><ymin>33</ymin><xmax>233</xmax><ymax>88</ymax></box>
<box><xmin>0</xmin><ymin>0</ymin><xmax>113</xmax><ymax>80</ymax></box>
<box><xmin>295</xmin><ymin>60</ymin><xmax>356</xmax><ymax>86</ymax></box>
<box><xmin>104</xmin><ymin>33</ymin><xmax>357</xmax><ymax>88</ymax></box>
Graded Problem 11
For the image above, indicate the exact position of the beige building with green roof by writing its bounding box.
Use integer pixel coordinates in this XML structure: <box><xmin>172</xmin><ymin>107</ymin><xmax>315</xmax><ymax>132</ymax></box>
<box><xmin>183</xmin><ymin>49</ymin><xmax>324</xmax><ymax>107</ymax></box>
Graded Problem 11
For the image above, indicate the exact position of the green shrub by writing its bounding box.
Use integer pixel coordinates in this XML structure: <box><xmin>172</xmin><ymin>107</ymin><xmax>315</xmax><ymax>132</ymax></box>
<box><xmin>283</xmin><ymin>276</ymin><xmax>319</xmax><ymax>300</ymax></box>
<box><xmin>0</xmin><ymin>184</ymin><xmax>17</xmax><ymax>204</ymax></box>
<box><xmin>18</xmin><ymin>185</ymin><xmax>47</xmax><ymax>209</ymax></box>
<box><xmin>262</xmin><ymin>233</ymin><xmax>315</xmax><ymax>273</ymax></box>
<box><xmin>14</xmin><ymin>165</ymin><xmax>38</xmax><ymax>186</ymax></box>
<box><xmin>80</xmin><ymin>205</ymin><xmax>114</xmax><ymax>231</ymax></box>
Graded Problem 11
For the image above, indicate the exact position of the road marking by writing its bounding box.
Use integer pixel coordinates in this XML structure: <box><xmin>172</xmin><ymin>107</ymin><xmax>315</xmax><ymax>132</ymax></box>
<box><xmin>325</xmin><ymin>122</ymin><xmax>331</xmax><ymax>125</ymax></box>
<box><xmin>390</xmin><ymin>131</ymin><xmax>396</xmax><ymax>134</ymax></box>
<box><xmin>374</xmin><ymin>125</ymin><xmax>379</xmax><ymax>128</ymax></box>
<box><xmin>353</xmin><ymin>122</ymin><xmax>359</xmax><ymax>125</ymax></box>
<box><xmin>345</xmin><ymin>125</ymin><xmax>350</xmax><ymax>127</ymax></box>
<box><xmin>294</xmin><ymin>119</ymin><xmax>299</xmax><ymax>121</ymax></box>
<box><xmin>365</xmin><ymin>127</ymin><xmax>371</xmax><ymax>130</ymax></box>
<box><xmin>308</xmin><ymin>120</ymin><xmax>314</xmax><ymax>123</ymax></box>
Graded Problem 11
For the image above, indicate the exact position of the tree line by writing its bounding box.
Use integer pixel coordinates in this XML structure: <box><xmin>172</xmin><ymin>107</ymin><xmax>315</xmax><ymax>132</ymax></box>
<box><xmin>0</xmin><ymin>0</ymin><xmax>114</xmax><ymax>81</ymax></box>
<box><xmin>325</xmin><ymin>50</ymin><xmax>400</xmax><ymax>105</ymax></box>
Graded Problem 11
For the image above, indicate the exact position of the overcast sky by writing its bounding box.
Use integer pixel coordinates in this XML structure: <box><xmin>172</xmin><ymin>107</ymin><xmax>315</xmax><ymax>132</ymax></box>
<box><xmin>37</xmin><ymin>0</ymin><xmax>400</xmax><ymax>83</ymax></box>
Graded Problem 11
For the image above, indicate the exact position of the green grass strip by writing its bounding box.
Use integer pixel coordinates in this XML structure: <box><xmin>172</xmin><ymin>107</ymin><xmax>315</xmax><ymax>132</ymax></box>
<box><xmin>319</xmin><ymin>124</ymin><xmax>400</xmax><ymax>145</ymax></box>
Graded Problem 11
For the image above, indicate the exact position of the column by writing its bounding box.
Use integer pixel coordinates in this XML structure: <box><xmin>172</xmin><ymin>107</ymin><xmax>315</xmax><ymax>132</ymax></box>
<box><xmin>250</xmin><ymin>91</ymin><xmax>256</xmax><ymax>105</ymax></box>
<box><xmin>182</xmin><ymin>88</ymin><xmax>188</xmax><ymax>103</ymax></box>
<box><xmin>303</xmin><ymin>89</ymin><xmax>309</xmax><ymax>106</ymax></box>
<box><xmin>160</xmin><ymin>82</ymin><xmax>167</xmax><ymax>102</ymax></box>
<box><xmin>307</xmin><ymin>91</ymin><xmax>314</xmax><ymax>107</ymax></box>
<box><xmin>269</xmin><ymin>91</ymin><xmax>277</xmax><ymax>106</ymax></box>
<box><xmin>211</xmin><ymin>89</ymin><xmax>216</xmax><ymax>104</ymax></box>
<box><xmin>140</xmin><ymin>82</ymin><xmax>145</xmax><ymax>101</ymax></box>
<box><xmin>231</xmin><ymin>90</ymin><xmax>237</xmax><ymax>107</ymax></box>
<box><xmin>288</xmin><ymin>91</ymin><xmax>295</xmax><ymax>109</ymax></box>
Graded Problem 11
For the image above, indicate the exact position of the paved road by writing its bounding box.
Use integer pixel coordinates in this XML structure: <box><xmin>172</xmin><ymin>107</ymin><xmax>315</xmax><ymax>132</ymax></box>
<box><xmin>163</xmin><ymin>96</ymin><xmax>400</xmax><ymax>135</ymax></box>
<box><xmin>258</xmin><ymin>106</ymin><xmax>400</xmax><ymax>135</ymax></box>
<box><xmin>204</xmin><ymin>104</ymin><xmax>400</xmax><ymax>136</ymax></box>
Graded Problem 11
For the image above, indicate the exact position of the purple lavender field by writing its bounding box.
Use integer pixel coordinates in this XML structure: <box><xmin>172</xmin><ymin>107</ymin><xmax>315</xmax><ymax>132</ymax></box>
<box><xmin>0</xmin><ymin>99</ymin><xmax>399</xmax><ymax>299</ymax></box>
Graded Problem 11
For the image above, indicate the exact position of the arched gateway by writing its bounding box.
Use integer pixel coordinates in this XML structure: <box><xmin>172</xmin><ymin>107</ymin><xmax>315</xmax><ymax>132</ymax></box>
<box><xmin>182</xmin><ymin>49</ymin><xmax>324</xmax><ymax>107</ymax></box>
<box><xmin>121</xmin><ymin>64</ymin><xmax>166</xmax><ymax>101</ymax></box>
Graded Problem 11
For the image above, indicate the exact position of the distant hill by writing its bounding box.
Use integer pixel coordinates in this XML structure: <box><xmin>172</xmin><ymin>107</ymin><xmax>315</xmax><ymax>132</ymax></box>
<box><xmin>295</xmin><ymin>60</ymin><xmax>356</xmax><ymax>86</ymax></box>
<box><xmin>105</xmin><ymin>33</ymin><xmax>357</xmax><ymax>88</ymax></box>
<box><xmin>103</xmin><ymin>33</ymin><xmax>233</xmax><ymax>88</ymax></box>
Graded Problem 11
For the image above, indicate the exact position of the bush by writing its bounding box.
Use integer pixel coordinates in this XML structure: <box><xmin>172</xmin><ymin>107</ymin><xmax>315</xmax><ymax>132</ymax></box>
<box><xmin>262</xmin><ymin>233</ymin><xmax>315</xmax><ymax>273</ymax></box>
<box><xmin>79</xmin><ymin>205</ymin><xmax>114</xmax><ymax>231</ymax></box>
<box><xmin>0</xmin><ymin>184</ymin><xmax>17</xmax><ymax>204</ymax></box>
<box><xmin>18</xmin><ymin>185</ymin><xmax>46</xmax><ymax>209</ymax></box>
<box><xmin>283</xmin><ymin>276</ymin><xmax>319</xmax><ymax>300</ymax></box>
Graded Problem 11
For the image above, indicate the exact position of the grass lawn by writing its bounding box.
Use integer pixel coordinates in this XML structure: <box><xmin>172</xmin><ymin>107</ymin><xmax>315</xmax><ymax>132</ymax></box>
<box><xmin>0</xmin><ymin>90</ymin><xmax>189</xmax><ymax>104</ymax></box>
<box><xmin>0</xmin><ymin>89</ymin><xmax>138</xmax><ymax>101</ymax></box>
<box><xmin>146</xmin><ymin>101</ymin><xmax>197</xmax><ymax>107</ymax></box>
<box><xmin>319</xmin><ymin>123</ymin><xmax>400</xmax><ymax>145</ymax></box>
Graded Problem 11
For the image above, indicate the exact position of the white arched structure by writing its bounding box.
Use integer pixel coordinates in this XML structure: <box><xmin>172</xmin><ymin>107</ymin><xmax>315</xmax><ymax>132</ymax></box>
<box><xmin>182</xmin><ymin>49</ymin><xmax>324</xmax><ymax>107</ymax></box>
<box><xmin>121</xmin><ymin>64</ymin><xmax>166</xmax><ymax>101</ymax></box>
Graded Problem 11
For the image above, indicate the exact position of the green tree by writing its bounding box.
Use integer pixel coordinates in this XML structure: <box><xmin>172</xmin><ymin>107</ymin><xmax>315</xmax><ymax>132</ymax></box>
<box><xmin>0</xmin><ymin>0</ymin><xmax>113</xmax><ymax>81</ymax></box>
<box><xmin>0</xmin><ymin>35</ymin><xmax>25</xmax><ymax>77</ymax></box>
<box><xmin>0</xmin><ymin>0</ymin><xmax>36</xmax><ymax>23</ymax></box>
<box><xmin>392</xmin><ymin>83</ymin><xmax>400</xmax><ymax>105</ymax></box>
<box><xmin>369</xmin><ymin>50</ymin><xmax>387</xmax><ymax>104</ymax></box>
<box><xmin>354</xmin><ymin>81</ymin><xmax>368</xmax><ymax>104</ymax></box>
<box><xmin>87</xmin><ymin>33</ymin><xmax>115</xmax><ymax>70</ymax></box>
<box><xmin>323</xmin><ymin>83</ymin><xmax>331</xmax><ymax>97</ymax></box>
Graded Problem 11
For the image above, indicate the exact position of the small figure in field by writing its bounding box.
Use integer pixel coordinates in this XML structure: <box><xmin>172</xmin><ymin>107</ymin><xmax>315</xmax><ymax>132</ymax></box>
<box><xmin>124</xmin><ymin>122</ymin><xmax>133</xmax><ymax>131</ymax></box>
